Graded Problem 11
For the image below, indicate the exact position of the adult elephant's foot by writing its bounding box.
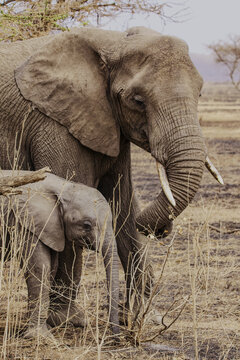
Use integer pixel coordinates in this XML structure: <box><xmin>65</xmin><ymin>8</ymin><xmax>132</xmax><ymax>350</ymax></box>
<box><xmin>23</xmin><ymin>322</ymin><xmax>55</xmax><ymax>341</ymax></box>
<box><xmin>47</xmin><ymin>303</ymin><xmax>87</xmax><ymax>328</ymax></box>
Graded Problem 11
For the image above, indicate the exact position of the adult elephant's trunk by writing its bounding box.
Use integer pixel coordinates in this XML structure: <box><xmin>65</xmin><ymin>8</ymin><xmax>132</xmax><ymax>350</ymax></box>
<box><xmin>101</xmin><ymin>230</ymin><xmax>120</xmax><ymax>335</ymax></box>
<box><xmin>136</xmin><ymin>100</ymin><xmax>206</xmax><ymax>236</ymax></box>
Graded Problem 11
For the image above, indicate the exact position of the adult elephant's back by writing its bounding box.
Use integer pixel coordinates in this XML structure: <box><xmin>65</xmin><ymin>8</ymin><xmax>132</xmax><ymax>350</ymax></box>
<box><xmin>0</xmin><ymin>36</ymin><xmax>56</xmax><ymax>170</ymax></box>
<box><xmin>0</xmin><ymin>36</ymin><xmax>50</xmax><ymax>64</ymax></box>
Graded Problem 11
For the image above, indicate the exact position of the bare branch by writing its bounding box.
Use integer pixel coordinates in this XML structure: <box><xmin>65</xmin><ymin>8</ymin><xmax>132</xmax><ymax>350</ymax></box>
<box><xmin>208</xmin><ymin>35</ymin><xmax>240</xmax><ymax>92</ymax></box>
<box><xmin>0</xmin><ymin>0</ymin><xmax>188</xmax><ymax>41</ymax></box>
<box><xmin>208</xmin><ymin>224</ymin><xmax>240</xmax><ymax>235</ymax></box>
<box><xmin>0</xmin><ymin>0</ymin><xmax>16</xmax><ymax>6</ymax></box>
<box><xmin>143</xmin><ymin>294</ymin><xmax>190</xmax><ymax>342</ymax></box>
<box><xmin>0</xmin><ymin>167</ymin><xmax>51</xmax><ymax>196</ymax></box>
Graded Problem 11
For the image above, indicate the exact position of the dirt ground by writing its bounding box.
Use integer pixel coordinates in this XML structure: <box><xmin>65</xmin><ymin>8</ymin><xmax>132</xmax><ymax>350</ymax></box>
<box><xmin>0</xmin><ymin>82</ymin><xmax>239</xmax><ymax>359</ymax></box>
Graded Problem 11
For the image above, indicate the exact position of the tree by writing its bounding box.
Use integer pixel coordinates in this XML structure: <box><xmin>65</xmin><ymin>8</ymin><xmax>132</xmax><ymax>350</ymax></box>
<box><xmin>209</xmin><ymin>35</ymin><xmax>240</xmax><ymax>92</ymax></box>
<box><xmin>0</xmin><ymin>0</ymin><xmax>187</xmax><ymax>42</ymax></box>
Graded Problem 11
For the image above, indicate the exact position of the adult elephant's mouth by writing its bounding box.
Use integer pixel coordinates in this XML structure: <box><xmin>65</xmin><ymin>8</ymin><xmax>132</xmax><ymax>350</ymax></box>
<box><xmin>155</xmin><ymin>156</ymin><xmax>223</xmax><ymax>209</ymax></box>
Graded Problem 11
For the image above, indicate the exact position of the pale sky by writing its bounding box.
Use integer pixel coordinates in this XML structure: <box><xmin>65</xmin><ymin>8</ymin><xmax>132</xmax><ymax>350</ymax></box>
<box><xmin>102</xmin><ymin>0</ymin><xmax>240</xmax><ymax>54</ymax></box>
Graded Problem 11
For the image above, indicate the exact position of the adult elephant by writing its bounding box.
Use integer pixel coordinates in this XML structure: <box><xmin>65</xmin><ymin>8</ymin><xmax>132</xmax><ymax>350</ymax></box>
<box><xmin>0</xmin><ymin>26</ymin><xmax>222</xmax><ymax>327</ymax></box>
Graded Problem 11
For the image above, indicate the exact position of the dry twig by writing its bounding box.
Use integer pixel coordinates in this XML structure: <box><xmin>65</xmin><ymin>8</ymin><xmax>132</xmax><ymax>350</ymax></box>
<box><xmin>0</xmin><ymin>167</ymin><xmax>51</xmax><ymax>196</ymax></box>
<box><xmin>208</xmin><ymin>224</ymin><xmax>240</xmax><ymax>234</ymax></box>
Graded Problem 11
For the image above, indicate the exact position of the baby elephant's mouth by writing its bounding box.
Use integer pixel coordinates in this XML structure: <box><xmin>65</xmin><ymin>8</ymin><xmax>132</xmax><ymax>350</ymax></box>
<box><xmin>72</xmin><ymin>236</ymin><xmax>95</xmax><ymax>251</ymax></box>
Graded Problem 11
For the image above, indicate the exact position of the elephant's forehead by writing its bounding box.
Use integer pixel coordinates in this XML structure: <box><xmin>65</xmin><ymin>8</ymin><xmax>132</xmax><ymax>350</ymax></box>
<box><xmin>69</xmin><ymin>183</ymin><xmax>101</xmax><ymax>199</ymax></box>
<box><xmin>70</xmin><ymin>186</ymin><xmax>101</xmax><ymax>202</ymax></box>
<box><xmin>67</xmin><ymin>204</ymin><xmax>110</xmax><ymax>226</ymax></box>
<box><xmin>69</xmin><ymin>188</ymin><xmax>109</xmax><ymax>211</ymax></box>
<box><xmin>119</xmin><ymin>38</ymin><xmax>195</xmax><ymax>79</ymax></box>
<box><xmin>123</xmin><ymin>35</ymin><xmax>189</xmax><ymax>60</ymax></box>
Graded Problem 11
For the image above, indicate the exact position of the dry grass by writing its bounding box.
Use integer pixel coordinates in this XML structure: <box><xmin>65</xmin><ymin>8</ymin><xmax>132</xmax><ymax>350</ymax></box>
<box><xmin>0</xmin><ymin>82</ymin><xmax>240</xmax><ymax>359</ymax></box>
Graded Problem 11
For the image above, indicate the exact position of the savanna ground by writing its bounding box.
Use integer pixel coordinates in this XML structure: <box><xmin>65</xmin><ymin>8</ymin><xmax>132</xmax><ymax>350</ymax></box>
<box><xmin>0</xmin><ymin>82</ymin><xmax>239</xmax><ymax>359</ymax></box>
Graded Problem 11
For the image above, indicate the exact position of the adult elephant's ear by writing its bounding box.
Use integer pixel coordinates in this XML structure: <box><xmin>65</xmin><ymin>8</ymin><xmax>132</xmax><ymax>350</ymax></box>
<box><xmin>15</xmin><ymin>29</ymin><xmax>120</xmax><ymax>157</ymax></box>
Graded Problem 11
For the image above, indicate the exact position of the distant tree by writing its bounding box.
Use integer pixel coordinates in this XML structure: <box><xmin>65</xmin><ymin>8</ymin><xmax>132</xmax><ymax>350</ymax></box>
<box><xmin>0</xmin><ymin>0</ymin><xmax>187</xmax><ymax>42</ymax></box>
<box><xmin>209</xmin><ymin>35</ymin><xmax>240</xmax><ymax>92</ymax></box>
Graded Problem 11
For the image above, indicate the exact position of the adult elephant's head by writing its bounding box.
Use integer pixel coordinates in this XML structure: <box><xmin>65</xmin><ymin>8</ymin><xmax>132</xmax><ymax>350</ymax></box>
<box><xmin>15</xmin><ymin>26</ymin><xmax>222</xmax><ymax>237</ymax></box>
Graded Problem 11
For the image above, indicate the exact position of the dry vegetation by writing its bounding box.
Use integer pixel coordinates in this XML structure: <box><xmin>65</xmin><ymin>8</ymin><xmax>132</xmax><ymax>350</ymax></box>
<box><xmin>0</xmin><ymin>82</ymin><xmax>239</xmax><ymax>359</ymax></box>
<box><xmin>0</xmin><ymin>0</ymin><xmax>183</xmax><ymax>42</ymax></box>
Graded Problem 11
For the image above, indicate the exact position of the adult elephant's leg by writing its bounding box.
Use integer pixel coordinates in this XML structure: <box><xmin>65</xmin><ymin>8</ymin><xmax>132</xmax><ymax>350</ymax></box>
<box><xmin>98</xmin><ymin>141</ymin><xmax>154</xmax><ymax>319</ymax></box>
<box><xmin>30</xmin><ymin>118</ymin><xmax>96</xmax><ymax>327</ymax></box>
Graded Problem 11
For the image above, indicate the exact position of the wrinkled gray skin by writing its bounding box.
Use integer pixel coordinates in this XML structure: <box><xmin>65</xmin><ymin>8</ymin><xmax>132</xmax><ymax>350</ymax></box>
<box><xmin>0</xmin><ymin>171</ymin><xmax>120</xmax><ymax>337</ymax></box>
<box><xmin>0</xmin><ymin>27</ymin><xmax>206</xmax><ymax>323</ymax></box>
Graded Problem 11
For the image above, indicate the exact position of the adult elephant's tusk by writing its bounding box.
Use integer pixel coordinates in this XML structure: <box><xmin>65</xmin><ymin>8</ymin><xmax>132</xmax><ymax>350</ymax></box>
<box><xmin>156</xmin><ymin>161</ymin><xmax>176</xmax><ymax>207</ymax></box>
<box><xmin>205</xmin><ymin>156</ymin><xmax>224</xmax><ymax>185</ymax></box>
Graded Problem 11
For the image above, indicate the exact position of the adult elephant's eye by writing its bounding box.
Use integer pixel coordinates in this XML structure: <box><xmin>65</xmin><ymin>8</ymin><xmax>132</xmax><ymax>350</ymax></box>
<box><xmin>83</xmin><ymin>220</ymin><xmax>92</xmax><ymax>231</ymax></box>
<box><xmin>132</xmin><ymin>95</ymin><xmax>145</xmax><ymax>109</ymax></box>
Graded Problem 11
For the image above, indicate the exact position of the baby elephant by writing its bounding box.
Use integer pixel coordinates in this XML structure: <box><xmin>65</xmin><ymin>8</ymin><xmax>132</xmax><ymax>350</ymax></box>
<box><xmin>0</xmin><ymin>171</ymin><xmax>120</xmax><ymax>337</ymax></box>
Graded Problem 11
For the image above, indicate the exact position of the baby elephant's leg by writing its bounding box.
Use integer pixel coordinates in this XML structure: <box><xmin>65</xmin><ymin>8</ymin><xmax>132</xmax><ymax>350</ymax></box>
<box><xmin>23</xmin><ymin>237</ymin><xmax>52</xmax><ymax>338</ymax></box>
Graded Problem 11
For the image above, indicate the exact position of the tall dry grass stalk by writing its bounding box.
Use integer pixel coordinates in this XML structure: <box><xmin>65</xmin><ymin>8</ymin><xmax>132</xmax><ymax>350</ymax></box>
<box><xmin>0</xmin><ymin>195</ymin><xmax>34</xmax><ymax>359</ymax></box>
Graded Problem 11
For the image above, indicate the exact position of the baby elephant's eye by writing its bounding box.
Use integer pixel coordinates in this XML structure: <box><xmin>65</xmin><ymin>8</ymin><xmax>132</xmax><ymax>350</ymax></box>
<box><xmin>83</xmin><ymin>220</ymin><xmax>92</xmax><ymax>231</ymax></box>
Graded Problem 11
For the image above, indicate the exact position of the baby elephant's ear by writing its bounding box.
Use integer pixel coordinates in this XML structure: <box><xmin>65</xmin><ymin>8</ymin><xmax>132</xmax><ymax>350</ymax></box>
<box><xmin>13</xmin><ymin>192</ymin><xmax>65</xmax><ymax>252</ymax></box>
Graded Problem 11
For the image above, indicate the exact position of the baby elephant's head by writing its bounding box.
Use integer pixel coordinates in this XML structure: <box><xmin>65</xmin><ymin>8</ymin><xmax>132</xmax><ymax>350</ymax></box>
<box><xmin>63</xmin><ymin>207</ymin><xmax>97</xmax><ymax>249</ymax></box>
<box><xmin>60</xmin><ymin>185</ymin><xmax>113</xmax><ymax>251</ymax></box>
